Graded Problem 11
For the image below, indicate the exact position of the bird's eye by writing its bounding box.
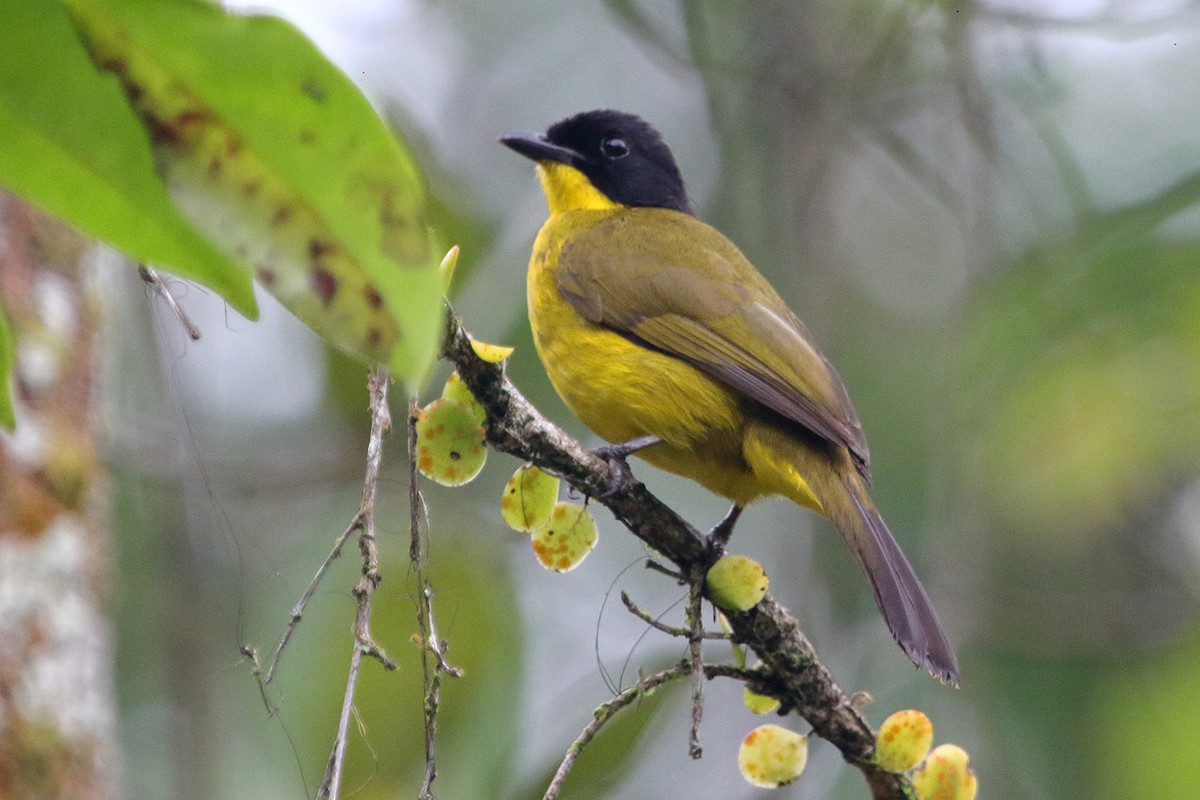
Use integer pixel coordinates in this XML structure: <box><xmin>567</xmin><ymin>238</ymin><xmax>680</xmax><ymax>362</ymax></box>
<box><xmin>600</xmin><ymin>135</ymin><xmax>629</xmax><ymax>159</ymax></box>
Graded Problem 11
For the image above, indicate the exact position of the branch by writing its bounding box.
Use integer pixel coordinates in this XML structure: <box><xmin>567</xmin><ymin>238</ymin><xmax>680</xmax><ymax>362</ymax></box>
<box><xmin>316</xmin><ymin>366</ymin><xmax>398</xmax><ymax>800</ymax></box>
<box><xmin>543</xmin><ymin>659</ymin><xmax>800</xmax><ymax>799</ymax></box>
<box><xmin>408</xmin><ymin>398</ymin><xmax>463</xmax><ymax>800</ymax></box>
<box><xmin>685</xmin><ymin>565</ymin><xmax>705</xmax><ymax>759</ymax></box>
<box><xmin>542</xmin><ymin>662</ymin><xmax>692</xmax><ymax>800</ymax></box>
<box><xmin>442</xmin><ymin>312</ymin><xmax>907</xmax><ymax>798</ymax></box>
<box><xmin>619</xmin><ymin>591</ymin><xmax>731</xmax><ymax>640</ymax></box>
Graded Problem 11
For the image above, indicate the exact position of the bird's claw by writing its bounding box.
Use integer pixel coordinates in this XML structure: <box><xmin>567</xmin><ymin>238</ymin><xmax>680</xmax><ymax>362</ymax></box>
<box><xmin>591</xmin><ymin>435</ymin><xmax>661</xmax><ymax>498</ymax></box>
<box><xmin>708</xmin><ymin>504</ymin><xmax>743</xmax><ymax>551</ymax></box>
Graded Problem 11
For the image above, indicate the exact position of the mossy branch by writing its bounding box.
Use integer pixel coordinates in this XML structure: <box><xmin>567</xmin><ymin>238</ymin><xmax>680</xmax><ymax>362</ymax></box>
<box><xmin>442</xmin><ymin>311</ymin><xmax>910</xmax><ymax>799</ymax></box>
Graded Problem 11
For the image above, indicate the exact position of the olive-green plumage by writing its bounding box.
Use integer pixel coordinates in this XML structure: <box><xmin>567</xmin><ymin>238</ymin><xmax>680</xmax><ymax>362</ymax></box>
<box><xmin>502</xmin><ymin>110</ymin><xmax>957</xmax><ymax>682</ymax></box>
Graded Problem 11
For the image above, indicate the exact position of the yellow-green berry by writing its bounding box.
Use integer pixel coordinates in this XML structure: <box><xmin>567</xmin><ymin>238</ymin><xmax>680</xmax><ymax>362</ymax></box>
<box><xmin>875</xmin><ymin>709</ymin><xmax>933</xmax><ymax>772</ymax></box>
<box><xmin>737</xmin><ymin>724</ymin><xmax>807</xmax><ymax>788</ymax></box>
<box><xmin>500</xmin><ymin>465</ymin><xmax>559</xmax><ymax>533</ymax></box>
<box><xmin>441</xmin><ymin>371</ymin><xmax>485</xmax><ymax>424</ymax></box>
<box><xmin>530</xmin><ymin>502</ymin><xmax>598</xmax><ymax>572</ymax></box>
<box><xmin>912</xmin><ymin>743</ymin><xmax>976</xmax><ymax>800</ymax></box>
<box><xmin>415</xmin><ymin>398</ymin><xmax>487</xmax><ymax>486</ymax></box>
<box><xmin>706</xmin><ymin>554</ymin><xmax>769</xmax><ymax>611</ymax></box>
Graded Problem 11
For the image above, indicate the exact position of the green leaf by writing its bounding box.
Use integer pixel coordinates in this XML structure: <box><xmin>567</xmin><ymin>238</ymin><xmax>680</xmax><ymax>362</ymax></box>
<box><xmin>0</xmin><ymin>305</ymin><xmax>14</xmax><ymax>432</ymax></box>
<box><xmin>0</xmin><ymin>0</ymin><xmax>257</xmax><ymax>319</ymax></box>
<box><xmin>66</xmin><ymin>0</ymin><xmax>442</xmax><ymax>386</ymax></box>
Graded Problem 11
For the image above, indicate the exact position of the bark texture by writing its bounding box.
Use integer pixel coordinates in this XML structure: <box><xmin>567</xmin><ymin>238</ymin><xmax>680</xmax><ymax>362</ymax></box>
<box><xmin>0</xmin><ymin>194</ymin><xmax>120</xmax><ymax>800</ymax></box>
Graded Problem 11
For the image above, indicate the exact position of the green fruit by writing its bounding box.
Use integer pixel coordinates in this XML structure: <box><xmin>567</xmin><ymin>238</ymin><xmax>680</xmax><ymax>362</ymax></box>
<box><xmin>441</xmin><ymin>371</ymin><xmax>486</xmax><ymax>424</ymax></box>
<box><xmin>912</xmin><ymin>743</ymin><xmax>976</xmax><ymax>800</ymax></box>
<box><xmin>530</xmin><ymin>502</ymin><xmax>598</xmax><ymax>572</ymax></box>
<box><xmin>706</xmin><ymin>554</ymin><xmax>769</xmax><ymax>611</ymax></box>
<box><xmin>737</xmin><ymin>724</ymin><xmax>807</xmax><ymax>788</ymax></box>
<box><xmin>875</xmin><ymin>709</ymin><xmax>933</xmax><ymax>772</ymax></box>
<box><xmin>500</xmin><ymin>465</ymin><xmax>560</xmax><ymax>533</ymax></box>
<box><xmin>415</xmin><ymin>398</ymin><xmax>486</xmax><ymax>486</ymax></box>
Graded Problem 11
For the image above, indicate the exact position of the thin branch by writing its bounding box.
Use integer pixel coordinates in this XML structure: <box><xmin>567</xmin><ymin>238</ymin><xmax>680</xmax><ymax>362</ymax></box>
<box><xmin>409</xmin><ymin>397</ymin><xmax>437</xmax><ymax>799</ymax></box>
<box><xmin>317</xmin><ymin>366</ymin><xmax>397</xmax><ymax>800</ymax></box>
<box><xmin>408</xmin><ymin>398</ymin><xmax>462</xmax><ymax>800</ymax></box>
<box><xmin>644</xmin><ymin>560</ymin><xmax>684</xmax><ymax>581</ymax></box>
<box><xmin>442</xmin><ymin>310</ymin><xmax>909</xmax><ymax>799</ymax></box>
<box><xmin>264</xmin><ymin>512</ymin><xmax>364</xmax><ymax>685</ymax></box>
<box><xmin>685</xmin><ymin>567</ymin><xmax>704</xmax><ymax>759</ymax></box>
<box><xmin>619</xmin><ymin>591</ymin><xmax>731</xmax><ymax>640</ymax></box>
<box><xmin>543</xmin><ymin>660</ymin><xmax>778</xmax><ymax>800</ymax></box>
<box><xmin>543</xmin><ymin>662</ymin><xmax>692</xmax><ymax>800</ymax></box>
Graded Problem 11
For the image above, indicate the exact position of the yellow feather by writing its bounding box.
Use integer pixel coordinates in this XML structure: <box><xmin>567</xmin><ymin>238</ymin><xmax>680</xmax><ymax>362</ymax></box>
<box><xmin>536</xmin><ymin>163</ymin><xmax>621</xmax><ymax>214</ymax></box>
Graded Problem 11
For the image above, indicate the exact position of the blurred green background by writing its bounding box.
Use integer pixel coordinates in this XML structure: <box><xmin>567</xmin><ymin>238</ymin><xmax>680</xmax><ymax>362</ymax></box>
<box><xmin>101</xmin><ymin>1</ymin><xmax>1200</xmax><ymax>798</ymax></box>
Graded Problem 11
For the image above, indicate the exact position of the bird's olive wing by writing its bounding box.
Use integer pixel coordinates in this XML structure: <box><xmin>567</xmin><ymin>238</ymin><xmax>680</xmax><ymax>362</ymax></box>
<box><xmin>556</xmin><ymin>210</ymin><xmax>871</xmax><ymax>477</ymax></box>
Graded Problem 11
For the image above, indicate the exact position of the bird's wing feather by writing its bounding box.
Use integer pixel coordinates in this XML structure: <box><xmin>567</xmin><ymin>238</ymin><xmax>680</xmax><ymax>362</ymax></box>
<box><xmin>557</xmin><ymin>209</ymin><xmax>871</xmax><ymax>476</ymax></box>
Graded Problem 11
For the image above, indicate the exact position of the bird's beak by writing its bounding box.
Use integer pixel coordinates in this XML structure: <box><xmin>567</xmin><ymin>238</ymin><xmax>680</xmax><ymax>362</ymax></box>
<box><xmin>500</xmin><ymin>131</ymin><xmax>582</xmax><ymax>167</ymax></box>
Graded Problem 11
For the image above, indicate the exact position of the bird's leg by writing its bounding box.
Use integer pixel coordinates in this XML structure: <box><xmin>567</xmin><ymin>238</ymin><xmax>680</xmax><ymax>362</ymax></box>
<box><xmin>708</xmin><ymin>504</ymin><xmax>743</xmax><ymax>551</ymax></box>
<box><xmin>591</xmin><ymin>435</ymin><xmax>662</xmax><ymax>494</ymax></box>
<box><xmin>594</xmin><ymin>434</ymin><xmax>662</xmax><ymax>461</ymax></box>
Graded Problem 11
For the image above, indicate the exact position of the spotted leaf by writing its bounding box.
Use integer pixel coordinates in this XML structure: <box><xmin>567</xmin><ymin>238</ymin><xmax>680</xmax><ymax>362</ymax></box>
<box><xmin>66</xmin><ymin>0</ymin><xmax>440</xmax><ymax>385</ymax></box>
<box><xmin>0</xmin><ymin>0</ymin><xmax>256</xmax><ymax>319</ymax></box>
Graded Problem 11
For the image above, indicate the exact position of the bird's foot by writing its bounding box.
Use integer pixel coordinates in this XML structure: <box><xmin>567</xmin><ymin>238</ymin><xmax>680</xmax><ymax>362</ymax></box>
<box><xmin>707</xmin><ymin>504</ymin><xmax>743</xmax><ymax>551</ymax></box>
<box><xmin>591</xmin><ymin>435</ymin><xmax>661</xmax><ymax>496</ymax></box>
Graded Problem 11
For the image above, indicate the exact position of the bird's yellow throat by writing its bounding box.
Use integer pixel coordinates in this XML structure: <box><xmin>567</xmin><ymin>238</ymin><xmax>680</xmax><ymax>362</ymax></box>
<box><xmin>536</xmin><ymin>162</ymin><xmax>623</xmax><ymax>215</ymax></box>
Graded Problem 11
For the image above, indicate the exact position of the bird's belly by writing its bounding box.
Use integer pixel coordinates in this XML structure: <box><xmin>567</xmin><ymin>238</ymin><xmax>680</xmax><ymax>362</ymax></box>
<box><xmin>528</xmin><ymin>251</ymin><xmax>764</xmax><ymax>504</ymax></box>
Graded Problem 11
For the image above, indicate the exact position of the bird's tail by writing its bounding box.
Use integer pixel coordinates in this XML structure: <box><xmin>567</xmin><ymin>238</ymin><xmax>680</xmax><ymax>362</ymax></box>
<box><xmin>744</xmin><ymin>422</ymin><xmax>959</xmax><ymax>683</ymax></box>
<box><xmin>827</xmin><ymin>474</ymin><xmax>959</xmax><ymax>684</ymax></box>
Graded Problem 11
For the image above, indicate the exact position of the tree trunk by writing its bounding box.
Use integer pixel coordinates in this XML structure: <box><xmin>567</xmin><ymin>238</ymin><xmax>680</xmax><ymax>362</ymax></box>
<box><xmin>0</xmin><ymin>193</ymin><xmax>120</xmax><ymax>800</ymax></box>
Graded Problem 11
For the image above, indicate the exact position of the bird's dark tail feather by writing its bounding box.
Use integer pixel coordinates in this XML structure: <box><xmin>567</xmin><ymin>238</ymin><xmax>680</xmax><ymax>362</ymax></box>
<box><xmin>833</xmin><ymin>476</ymin><xmax>959</xmax><ymax>684</ymax></box>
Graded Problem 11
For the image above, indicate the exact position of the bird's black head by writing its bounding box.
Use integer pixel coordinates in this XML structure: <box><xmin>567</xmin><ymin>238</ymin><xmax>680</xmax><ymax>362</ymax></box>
<box><xmin>501</xmin><ymin>109</ymin><xmax>693</xmax><ymax>214</ymax></box>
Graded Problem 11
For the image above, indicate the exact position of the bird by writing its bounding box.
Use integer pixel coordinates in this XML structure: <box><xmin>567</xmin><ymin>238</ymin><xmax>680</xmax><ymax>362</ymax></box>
<box><xmin>500</xmin><ymin>109</ymin><xmax>957</xmax><ymax>682</ymax></box>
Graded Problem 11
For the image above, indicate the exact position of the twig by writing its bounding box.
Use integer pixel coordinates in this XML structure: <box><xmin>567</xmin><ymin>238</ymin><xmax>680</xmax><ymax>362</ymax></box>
<box><xmin>410</xmin><ymin>396</ymin><xmax>439</xmax><ymax>800</ymax></box>
<box><xmin>408</xmin><ymin>398</ymin><xmax>462</xmax><ymax>800</ymax></box>
<box><xmin>685</xmin><ymin>567</ymin><xmax>704</xmax><ymax>759</ymax></box>
<box><xmin>543</xmin><ymin>662</ymin><xmax>692</xmax><ymax>800</ymax></box>
<box><xmin>317</xmin><ymin>366</ymin><xmax>397</xmax><ymax>800</ymax></box>
<box><xmin>619</xmin><ymin>591</ymin><xmax>731</xmax><ymax>640</ymax></box>
<box><xmin>442</xmin><ymin>310</ymin><xmax>912</xmax><ymax>799</ymax></box>
<box><xmin>644</xmin><ymin>560</ymin><xmax>684</xmax><ymax>581</ymax></box>
<box><xmin>138</xmin><ymin>264</ymin><xmax>201</xmax><ymax>340</ymax></box>
<box><xmin>542</xmin><ymin>660</ymin><xmax>771</xmax><ymax>800</ymax></box>
<box><xmin>264</xmin><ymin>512</ymin><xmax>364</xmax><ymax>685</ymax></box>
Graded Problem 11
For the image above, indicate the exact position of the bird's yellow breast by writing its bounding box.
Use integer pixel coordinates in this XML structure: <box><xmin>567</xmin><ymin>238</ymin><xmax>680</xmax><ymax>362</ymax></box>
<box><xmin>526</xmin><ymin>208</ymin><xmax>769</xmax><ymax>505</ymax></box>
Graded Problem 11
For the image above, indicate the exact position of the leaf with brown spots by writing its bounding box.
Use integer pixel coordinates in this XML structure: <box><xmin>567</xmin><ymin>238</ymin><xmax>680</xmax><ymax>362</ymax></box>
<box><xmin>66</xmin><ymin>0</ymin><xmax>441</xmax><ymax>385</ymax></box>
<box><xmin>0</xmin><ymin>0</ymin><xmax>257</xmax><ymax>320</ymax></box>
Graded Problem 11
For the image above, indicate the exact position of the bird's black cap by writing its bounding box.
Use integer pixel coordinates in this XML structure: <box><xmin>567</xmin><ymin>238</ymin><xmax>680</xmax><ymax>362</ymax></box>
<box><xmin>501</xmin><ymin>109</ymin><xmax>693</xmax><ymax>214</ymax></box>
